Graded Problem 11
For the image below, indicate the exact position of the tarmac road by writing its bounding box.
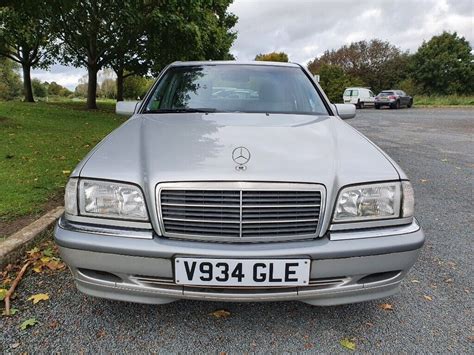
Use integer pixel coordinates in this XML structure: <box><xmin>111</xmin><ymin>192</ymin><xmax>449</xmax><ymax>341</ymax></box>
<box><xmin>1</xmin><ymin>107</ymin><xmax>473</xmax><ymax>352</ymax></box>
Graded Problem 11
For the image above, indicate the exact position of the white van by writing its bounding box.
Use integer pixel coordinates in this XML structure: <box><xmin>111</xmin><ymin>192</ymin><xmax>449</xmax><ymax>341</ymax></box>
<box><xmin>343</xmin><ymin>87</ymin><xmax>375</xmax><ymax>108</ymax></box>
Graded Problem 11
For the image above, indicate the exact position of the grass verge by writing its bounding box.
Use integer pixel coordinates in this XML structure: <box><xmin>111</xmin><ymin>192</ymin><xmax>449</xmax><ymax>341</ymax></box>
<box><xmin>414</xmin><ymin>95</ymin><xmax>474</xmax><ymax>106</ymax></box>
<box><xmin>0</xmin><ymin>100</ymin><xmax>125</xmax><ymax>224</ymax></box>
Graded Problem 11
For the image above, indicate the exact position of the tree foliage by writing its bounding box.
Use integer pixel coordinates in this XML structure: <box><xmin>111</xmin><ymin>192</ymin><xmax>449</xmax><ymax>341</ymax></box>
<box><xmin>0</xmin><ymin>0</ymin><xmax>53</xmax><ymax>102</ymax></box>
<box><xmin>410</xmin><ymin>32</ymin><xmax>473</xmax><ymax>95</ymax></box>
<box><xmin>32</xmin><ymin>79</ymin><xmax>48</xmax><ymax>97</ymax></box>
<box><xmin>123</xmin><ymin>75</ymin><xmax>154</xmax><ymax>100</ymax></box>
<box><xmin>255</xmin><ymin>52</ymin><xmax>289</xmax><ymax>62</ymax></box>
<box><xmin>0</xmin><ymin>57</ymin><xmax>22</xmax><ymax>100</ymax></box>
<box><xmin>317</xmin><ymin>64</ymin><xmax>363</xmax><ymax>103</ymax></box>
<box><xmin>47</xmin><ymin>81</ymin><xmax>71</xmax><ymax>97</ymax></box>
<box><xmin>308</xmin><ymin>39</ymin><xmax>409</xmax><ymax>94</ymax></box>
<box><xmin>49</xmin><ymin>0</ymin><xmax>237</xmax><ymax>108</ymax></box>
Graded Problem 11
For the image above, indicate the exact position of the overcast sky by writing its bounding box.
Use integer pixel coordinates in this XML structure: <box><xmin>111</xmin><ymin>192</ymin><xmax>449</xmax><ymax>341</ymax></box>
<box><xmin>31</xmin><ymin>0</ymin><xmax>473</xmax><ymax>90</ymax></box>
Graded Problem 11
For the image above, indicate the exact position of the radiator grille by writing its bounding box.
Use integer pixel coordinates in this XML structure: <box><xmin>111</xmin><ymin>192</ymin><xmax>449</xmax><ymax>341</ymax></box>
<box><xmin>158</xmin><ymin>183</ymin><xmax>324</xmax><ymax>242</ymax></box>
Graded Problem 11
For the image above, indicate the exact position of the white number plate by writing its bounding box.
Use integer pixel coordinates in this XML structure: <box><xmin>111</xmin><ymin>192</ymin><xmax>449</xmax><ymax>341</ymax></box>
<box><xmin>174</xmin><ymin>258</ymin><xmax>310</xmax><ymax>287</ymax></box>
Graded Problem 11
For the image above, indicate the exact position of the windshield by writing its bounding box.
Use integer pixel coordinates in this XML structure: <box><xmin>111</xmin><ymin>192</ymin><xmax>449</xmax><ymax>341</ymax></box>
<box><xmin>379</xmin><ymin>91</ymin><xmax>395</xmax><ymax>96</ymax></box>
<box><xmin>144</xmin><ymin>65</ymin><xmax>328</xmax><ymax>115</ymax></box>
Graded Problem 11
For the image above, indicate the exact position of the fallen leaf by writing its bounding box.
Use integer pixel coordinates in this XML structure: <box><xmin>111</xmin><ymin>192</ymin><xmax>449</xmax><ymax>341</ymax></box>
<box><xmin>420</xmin><ymin>179</ymin><xmax>429</xmax><ymax>183</ymax></box>
<box><xmin>28</xmin><ymin>293</ymin><xmax>49</xmax><ymax>304</ymax></box>
<box><xmin>380</xmin><ymin>303</ymin><xmax>394</xmax><ymax>311</ymax></box>
<box><xmin>340</xmin><ymin>338</ymin><xmax>356</xmax><ymax>351</ymax></box>
<box><xmin>441</xmin><ymin>158</ymin><xmax>448</xmax><ymax>162</ymax></box>
<box><xmin>2</xmin><ymin>308</ymin><xmax>19</xmax><ymax>316</ymax></box>
<box><xmin>444</xmin><ymin>278</ymin><xmax>453</xmax><ymax>283</ymax></box>
<box><xmin>423</xmin><ymin>295</ymin><xmax>433</xmax><ymax>301</ymax></box>
<box><xmin>46</xmin><ymin>260</ymin><xmax>65</xmax><ymax>271</ymax></box>
<box><xmin>27</xmin><ymin>247</ymin><xmax>40</xmax><ymax>255</ymax></box>
<box><xmin>97</xmin><ymin>329</ymin><xmax>106</xmax><ymax>338</ymax></box>
<box><xmin>0</xmin><ymin>288</ymin><xmax>7</xmax><ymax>301</ymax></box>
<box><xmin>366</xmin><ymin>322</ymin><xmax>374</xmax><ymax>327</ymax></box>
<box><xmin>49</xmin><ymin>320</ymin><xmax>58</xmax><ymax>329</ymax></box>
<box><xmin>42</xmin><ymin>248</ymin><xmax>54</xmax><ymax>257</ymax></box>
<box><xmin>62</xmin><ymin>170</ymin><xmax>71</xmax><ymax>175</ymax></box>
<box><xmin>209</xmin><ymin>309</ymin><xmax>231</xmax><ymax>319</ymax></box>
<box><xmin>304</xmin><ymin>343</ymin><xmax>314</xmax><ymax>349</ymax></box>
<box><xmin>411</xmin><ymin>279</ymin><xmax>420</xmax><ymax>283</ymax></box>
<box><xmin>11</xmin><ymin>343</ymin><xmax>20</xmax><ymax>349</ymax></box>
<box><xmin>33</xmin><ymin>266</ymin><xmax>43</xmax><ymax>273</ymax></box>
<box><xmin>40</xmin><ymin>256</ymin><xmax>51</xmax><ymax>263</ymax></box>
<box><xmin>20</xmin><ymin>318</ymin><xmax>38</xmax><ymax>330</ymax></box>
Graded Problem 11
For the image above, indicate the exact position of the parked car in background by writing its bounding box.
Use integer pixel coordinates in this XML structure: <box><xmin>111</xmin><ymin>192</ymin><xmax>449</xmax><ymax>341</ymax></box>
<box><xmin>343</xmin><ymin>87</ymin><xmax>376</xmax><ymax>108</ymax></box>
<box><xmin>375</xmin><ymin>90</ymin><xmax>413</xmax><ymax>109</ymax></box>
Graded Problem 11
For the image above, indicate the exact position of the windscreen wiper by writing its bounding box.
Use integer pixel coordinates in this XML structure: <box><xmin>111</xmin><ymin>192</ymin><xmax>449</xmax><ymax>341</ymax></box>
<box><xmin>144</xmin><ymin>108</ymin><xmax>217</xmax><ymax>113</ymax></box>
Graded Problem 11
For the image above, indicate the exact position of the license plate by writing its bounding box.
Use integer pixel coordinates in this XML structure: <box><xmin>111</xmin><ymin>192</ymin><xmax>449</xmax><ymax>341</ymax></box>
<box><xmin>174</xmin><ymin>258</ymin><xmax>310</xmax><ymax>286</ymax></box>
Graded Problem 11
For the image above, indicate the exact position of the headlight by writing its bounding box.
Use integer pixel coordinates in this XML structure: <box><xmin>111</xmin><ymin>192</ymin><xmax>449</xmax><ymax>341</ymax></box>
<box><xmin>64</xmin><ymin>178</ymin><xmax>78</xmax><ymax>215</ymax></box>
<box><xmin>333</xmin><ymin>181</ymin><xmax>413</xmax><ymax>223</ymax></box>
<box><xmin>65</xmin><ymin>179</ymin><xmax>148</xmax><ymax>221</ymax></box>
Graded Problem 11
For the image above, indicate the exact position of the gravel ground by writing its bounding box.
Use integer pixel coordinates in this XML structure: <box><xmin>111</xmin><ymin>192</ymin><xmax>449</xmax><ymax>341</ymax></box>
<box><xmin>1</xmin><ymin>107</ymin><xmax>473</xmax><ymax>353</ymax></box>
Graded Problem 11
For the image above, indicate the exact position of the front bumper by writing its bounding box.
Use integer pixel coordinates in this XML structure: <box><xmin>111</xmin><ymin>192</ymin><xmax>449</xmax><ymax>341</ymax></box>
<box><xmin>54</xmin><ymin>218</ymin><xmax>424</xmax><ymax>306</ymax></box>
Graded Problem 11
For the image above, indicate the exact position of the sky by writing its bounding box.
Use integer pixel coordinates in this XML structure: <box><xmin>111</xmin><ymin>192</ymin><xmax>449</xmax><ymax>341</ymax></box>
<box><xmin>31</xmin><ymin>0</ymin><xmax>473</xmax><ymax>90</ymax></box>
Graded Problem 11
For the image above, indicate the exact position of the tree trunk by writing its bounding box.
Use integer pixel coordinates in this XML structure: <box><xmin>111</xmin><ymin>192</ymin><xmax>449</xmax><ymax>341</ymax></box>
<box><xmin>22</xmin><ymin>64</ymin><xmax>34</xmax><ymax>103</ymax></box>
<box><xmin>87</xmin><ymin>66</ymin><xmax>98</xmax><ymax>109</ymax></box>
<box><xmin>116</xmin><ymin>67</ymin><xmax>124</xmax><ymax>102</ymax></box>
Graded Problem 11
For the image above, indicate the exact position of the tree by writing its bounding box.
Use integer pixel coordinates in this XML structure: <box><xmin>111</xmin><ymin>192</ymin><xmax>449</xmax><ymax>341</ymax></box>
<box><xmin>411</xmin><ymin>32</ymin><xmax>473</xmax><ymax>95</ymax></box>
<box><xmin>123</xmin><ymin>75</ymin><xmax>154</xmax><ymax>99</ymax></box>
<box><xmin>0</xmin><ymin>1</ymin><xmax>53</xmax><ymax>102</ymax></box>
<box><xmin>32</xmin><ymin>78</ymin><xmax>48</xmax><ymax>98</ymax></box>
<box><xmin>316</xmin><ymin>64</ymin><xmax>363</xmax><ymax>103</ymax></box>
<box><xmin>50</xmin><ymin>0</ymin><xmax>141</xmax><ymax>109</ymax></box>
<box><xmin>51</xmin><ymin>0</ymin><xmax>237</xmax><ymax>108</ymax></box>
<box><xmin>144</xmin><ymin>0</ymin><xmax>237</xmax><ymax>75</ymax></box>
<box><xmin>100</xmin><ymin>78</ymin><xmax>117</xmax><ymax>99</ymax></box>
<box><xmin>307</xmin><ymin>39</ymin><xmax>410</xmax><ymax>93</ymax></box>
<box><xmin>255</xmin><ymin>52</ymin><xmax>289</xmax><ymax>62</ymax></box>
<box><xmin>47</xmin><ymin>81</ymin><xmax>71</xmax><ymax>97</ymax></box>
<box><xmin>0</xmin><ymin>57</ymin><xmax>22</xmax><ymax>100</ymax></box>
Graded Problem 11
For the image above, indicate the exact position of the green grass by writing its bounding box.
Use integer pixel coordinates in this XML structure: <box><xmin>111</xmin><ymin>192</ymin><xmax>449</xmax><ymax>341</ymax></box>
<box><xmin>414</xmin><ymin>95</ymin><xmax>474</xmax><ymax>106</ymax></box>
<box><xmin>0</xmin><ymin>100</ymin><xmax>125</xmax><ymax>221</ymax></box>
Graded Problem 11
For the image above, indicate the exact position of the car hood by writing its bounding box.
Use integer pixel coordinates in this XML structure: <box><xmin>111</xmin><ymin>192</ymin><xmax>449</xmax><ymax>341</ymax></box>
<box><xmin>79</xmin><ymin>112</ymin><xmax>400</xmax><ymax>185</ymax></box>
<box><xmin>77</xmin><ymin>113</ymin><xmax>400</xmax><ymax>219</ymax></box>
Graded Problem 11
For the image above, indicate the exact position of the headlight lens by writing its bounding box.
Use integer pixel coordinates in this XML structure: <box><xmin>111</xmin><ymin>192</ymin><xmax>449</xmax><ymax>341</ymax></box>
<box><xmin>78</xmin><ymin>179</ymin><xmax>148</xmax><ymax>221</ymax></box>
<box><xmin>333</xmin><ymin>182</ymin><xmax>402</xmax><ymax>222</ymax></box>
<box><xmin>64</xmin><ymin>178</ymin><xmax>78</xmax><ymax>215</ymax></box>
<box><xmin>401</xmin><ymin>181</ymin><xmax>415</xmax><ymax>217</ymax></box>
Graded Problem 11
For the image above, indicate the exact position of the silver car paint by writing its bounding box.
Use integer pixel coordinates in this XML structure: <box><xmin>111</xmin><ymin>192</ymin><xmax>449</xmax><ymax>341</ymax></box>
<box><xmin>58</xmin><ymin>61</ymin><xmax>424</xmax><ymax>305</ymax></box>
<box><xmin>76</xmin><ymin>113</ymin><xmax>400</xmax><ymax>235</ymax></box>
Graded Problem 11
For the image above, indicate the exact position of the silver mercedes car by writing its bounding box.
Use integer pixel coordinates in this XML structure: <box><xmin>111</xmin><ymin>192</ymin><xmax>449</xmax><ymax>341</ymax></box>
<box><xmin>54</xmin><ymin>61</ymin><xmax>424</xmax><ymax>306</ymax></box>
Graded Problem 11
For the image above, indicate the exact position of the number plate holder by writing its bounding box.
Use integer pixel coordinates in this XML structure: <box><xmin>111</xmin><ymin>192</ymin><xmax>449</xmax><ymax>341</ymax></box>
<box><xmin>174</xmin><ymin>257</ymin><xmax>310</xmax><ymax>287</ymax></box>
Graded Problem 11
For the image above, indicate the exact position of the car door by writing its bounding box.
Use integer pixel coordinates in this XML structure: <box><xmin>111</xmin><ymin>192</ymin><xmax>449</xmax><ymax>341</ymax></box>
<box><xmin>398</xmin><ymin>91</ymin><xmax>408</xmax><ymax>106</ymax></box>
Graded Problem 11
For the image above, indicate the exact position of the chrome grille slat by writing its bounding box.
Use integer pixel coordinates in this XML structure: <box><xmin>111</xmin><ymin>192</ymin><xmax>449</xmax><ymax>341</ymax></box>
<box><xmin>157</xmin><ymin>182</ymin><xmax>324</xmax><ymax>242</ymax></box>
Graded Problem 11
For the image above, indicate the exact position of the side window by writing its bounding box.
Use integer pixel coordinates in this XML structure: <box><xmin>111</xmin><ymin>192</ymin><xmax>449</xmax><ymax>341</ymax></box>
<box><xmin>369</xmin><ymin>91</ymin><xmax>375</xmax><ymax>97</ymax></box>
<box><xmin>352</xmin><ymin>89</ymin><xmax>359</xmax><ymax>97</ymax></box>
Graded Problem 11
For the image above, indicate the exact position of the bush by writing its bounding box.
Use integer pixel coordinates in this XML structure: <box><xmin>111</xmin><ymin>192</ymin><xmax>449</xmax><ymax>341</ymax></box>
<box><xmin>0</xmin><ymin>58</ymin><xmax>22</xmax><ymax>100</ymax></box>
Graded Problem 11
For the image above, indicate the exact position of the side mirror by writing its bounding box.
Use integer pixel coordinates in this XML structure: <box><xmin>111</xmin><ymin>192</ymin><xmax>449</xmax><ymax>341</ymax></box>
<box><xmin>334</xmin><ymin>103</ymin><xmax>356</xmax><ymax>119</ymax></box>
<box><xmin>116</xmin><ymin>101</ymin><xmax>140</xmax><ymax>116</ymax></box>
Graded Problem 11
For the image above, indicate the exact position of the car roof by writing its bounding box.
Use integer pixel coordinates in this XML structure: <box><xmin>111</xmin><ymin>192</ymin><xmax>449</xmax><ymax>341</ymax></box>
<box><xmin>169</xmin><ymin>60</ymin><xmax>300</xmax><ymax>68</ymax></box>
<box><xmin>345</xmin><ymin>87</ymin><xmax>370</xmax><ymax>90</ymax></box>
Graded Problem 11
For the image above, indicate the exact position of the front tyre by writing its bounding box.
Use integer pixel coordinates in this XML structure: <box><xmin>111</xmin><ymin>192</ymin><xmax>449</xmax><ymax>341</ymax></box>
<box><xmin>375</xmin><ymin>104</ymin><xmax>380</xmax><ymax>109</ymax></box>
<box><xmin>407</xmin><ymin>99</ymin><xmax>413</xmax><ymax>108</ymax></box>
